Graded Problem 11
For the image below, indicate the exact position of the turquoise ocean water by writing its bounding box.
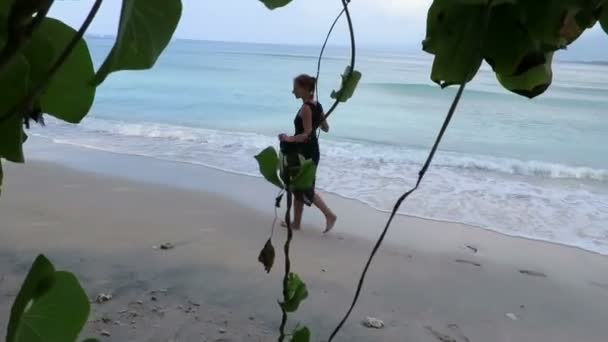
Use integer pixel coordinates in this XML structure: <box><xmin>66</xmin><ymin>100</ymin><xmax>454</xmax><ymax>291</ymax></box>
<box><xmin>31</xmin><ymin>38</ymin><xmax>608</xmax><ymax>254</ymax></box>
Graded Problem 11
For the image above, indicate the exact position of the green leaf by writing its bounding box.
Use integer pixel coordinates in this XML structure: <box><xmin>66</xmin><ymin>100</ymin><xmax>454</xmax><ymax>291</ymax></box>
<box><xmin>483</xmin><ymin>3</ymin><xmax>540</xmax><ymax>76</ymax></box>
<box><xmin>0</xmin><ymin>0</ymin><xmax>14</xmax><ymax>16</ymax></box>
<box><xmin>0</xmin><ymin>55</ymin><xmax>28</xmax><ymax>163</ymax></box>
<box><xmin>8</xmin><ymin>255</ymin><xmax>91</xmax><ymax>342</ymax></box>
<box><xmin>600</xmin><ymin>5</ymin><xmax>608</xmax><ymax>34</ymax></box>
<box><xmin>15</xmin><ymin>272</ymin><xmax>91</xmax><ymax>342</ymax></box>
<box><xmin>7</xmin><ymin>255</ymin><xmax>55</xmax><ymax>342</ymax></box>
<box><xmin>92</xmin><ymin>0</ymin><xmax>183</xmax><ymax>86</ymax></box>
<box><xmin>255</xmin><ymin>146</ymin><xmax>283</xmax><ymax>188</ymax></box>
<box><xmin>22</xmin><ymin>18</ymin><xmax>96</xmax><ymax>123</ymax></box>
<box><xmin>290</xmin><ymin>326</ymin><xmax>311</xmax><ymax>342</ymax></box>
<box><xmin>422</xmin><ymin>0</ymin><xmax>488</xmax><ymax>87</ymax></box>
<box><xmin>280</xmin><ymin>273</ymin><xmax>308</xmax><ymax>313</ymax></box>
<box><xmin>496</xmin><ymin>52</ymin><xmax>553</xmax><ymax>99</ymax></box>
<box><xmin>259</xmin><ymin>0</ymin><xmax>293</xmax><ymax>10</ymax></box>
<box><xmin>330</xmin><ymin>66</ymin><xmax>362</xmax><ymax>103</ymax></box>
<box><xmin>291</xmin><ymin>159</ymin><xmax>316</xmax><ymax>191</ymax></box>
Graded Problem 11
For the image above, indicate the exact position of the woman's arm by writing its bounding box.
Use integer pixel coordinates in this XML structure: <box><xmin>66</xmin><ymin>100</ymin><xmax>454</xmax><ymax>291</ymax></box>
<box><xmin>283</xmin><ymin>105</ymin><xmax>313</xmax><ymax>143</ymax></box>
<box><xmin>320</xmin><ymin>114</ymin><xmax>330</xmax><ymax>132</ymax></box>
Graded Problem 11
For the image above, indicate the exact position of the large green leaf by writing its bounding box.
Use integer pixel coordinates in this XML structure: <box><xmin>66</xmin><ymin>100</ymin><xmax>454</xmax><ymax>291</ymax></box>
<box><xmin>519</xmin><ymin>0</ymin><xmax>598</xmax><ymax>50</ymax></box>
<box><xmin>255</xmin><ymin>146</ymin><xmax>283</xmax><ymax>188</ymax></box>
<box><xmin>92</xmin><ymin>0</ymin><xmax>183</xmax><ymax>86</ymax></box>
<box><xmin>7</xmin><ymin>255</ymin><xmax>91</xmax><ymax>342</ymax></box>
<box><xmin>422</xmin><ymin>0</ymin><xmax>488</xmax><ymax>87</ymax></box>
<box><xmin>496</xmin><ymin>52</ymin><xmax>553</xmax><ymax>98</ymax></box>
<box><xmin>22</xmin><ymin>18</ymin><xmax>95</xmax><ymax>123</ymax></box>
<box><xmin>14</xmin><ymin>272</ymin><xmax>90</xmax><ymax>342</ymax></box>
<box><xmin>290</xmin><ymin>326</ymin><xmax>311</xmax><ymax>342</ymax></box>
<box><xmin>0</xmin><ymin>55</ymin><xmax>28</xmax><ymax>163</ymax></box>
<box><xmin>291</xmin><ymin>159</ymin><xmax>316</xmax><ymax>191</ymax></box>
<box><xmin>280</xmin><ymin>273</ymin><xmax>308</xmax><ymax>313</ymax></box>
<box><xmin>0</xmin><ymin>0</ymin><xmax>14</xmax><ymax>16</ymax></box>
<box><xmin>259</xmin><ymin>0</ymin><xmax>293</xmax><ymax>10</ymax></box>
<box><xmin>483</xmin><ymin>3</ymin><xmax>540</xmax><ymax>76</ymax></box>
<box><xmin>6</xmin><ymin>255</ymin><xmax>55</xmax><ymax>342</ymax></box>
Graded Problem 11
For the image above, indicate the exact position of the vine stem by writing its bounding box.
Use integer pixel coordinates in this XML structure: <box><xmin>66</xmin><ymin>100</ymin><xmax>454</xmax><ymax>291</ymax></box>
<box><xmin>327</xmin><ymin>83</ymin><xmax>467</xmax><ymax>342</ymax></box>
<box><xmin>0</xmin><ymin>0</ymin><xmax>103</xmax><ymax>124</ymax></box>
<box><xmin>278</xmin><ymin>189</ymin><xmax>294</xmax><ymax>342</ymax></box>
<box><xmin>315</xmin><ymin>7</ymin><xmax>345</xmax><ymax>100</ymax></box>
<box><xmin>322</xmin><ymin>0</ymin><xmax>355</xmax><ymax>121</ymax></box>
<box><xmin>0</xmin><ymin>0</ymin><xmax>55</xmax><ymax>75</ymax></box>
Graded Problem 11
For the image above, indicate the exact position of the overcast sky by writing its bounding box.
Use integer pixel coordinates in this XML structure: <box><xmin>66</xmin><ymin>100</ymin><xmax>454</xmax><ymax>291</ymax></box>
<box><xmin>50</xmin><ymin>0</ymin><xmax>607</xmax><ymax>59</ymax></box>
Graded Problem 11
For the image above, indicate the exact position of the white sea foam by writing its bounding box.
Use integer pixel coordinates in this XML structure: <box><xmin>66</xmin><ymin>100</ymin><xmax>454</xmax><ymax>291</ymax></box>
<box><xmin>31</xmin><ymin>117</ymin><xmax>608</xmax><ymax>255</ymax></box>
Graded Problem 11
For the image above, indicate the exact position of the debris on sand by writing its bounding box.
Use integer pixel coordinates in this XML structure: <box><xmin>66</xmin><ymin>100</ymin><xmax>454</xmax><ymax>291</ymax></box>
<box><xmin>519</xmin><ymin>270</ymin><xmax>547</xmax><ymax>278</ymax></box>
<box><xmin>454</xmin><ymin>259</ymin><xmax>482</xmax><ymax>267</ymax></box>
<box><xmin>95</xmin><ymin>293</ymin><xmax>112</xmax><ymax>304</ymax></box>
<box><xmin>160</xmin><ymin>243</ymin><xmax>175</xmax><ymax>250</ymax></box>
<box><xmin>465</xmin><ymin>245</ymin><xmax>478</xmax><ymax>253</ymax></box>
<box><xmin>362</xmin><ymin>316</ymin><xmax>385</xmax><ymax>329</ymax></box>
<box><xmin>100</xmin><ymin>330</ymin><xmax>111</xmax><ymax>337</ymax></box>
<box><xmin>506</xmin><ymin>313</ymin><xmax>518</xmax><ymax>321</ymax></box>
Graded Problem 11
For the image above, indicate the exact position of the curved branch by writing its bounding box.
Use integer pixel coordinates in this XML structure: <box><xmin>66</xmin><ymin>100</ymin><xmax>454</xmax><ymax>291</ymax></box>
<box><xmin>315</xmin><ymin>8</ymin><xmax>345</xmax><ymax>99</ymax></box>
<box><xmin>323</xmin><ymin>0</ymin><xmax>355</xmax><ymax>121</ymax></box>
<box><xmin>0</xmin><ymin>0</ymin><xmax>103</xmax><ymax>124</ymax></box>
<box><xmin>327</xmin><ymin>83</ymin><xmax>466</xmax><ymax>342</ymax></box>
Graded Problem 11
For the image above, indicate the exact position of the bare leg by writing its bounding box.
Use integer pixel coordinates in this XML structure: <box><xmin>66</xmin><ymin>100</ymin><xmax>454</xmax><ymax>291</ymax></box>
<box><xmin>313</xmin><ymin>193</ymin><xmax>337</xmax><ymax>233</ymax></box>
<box><xmin>292</xmin><ymin>199</ymin><xmax>304</xmax><ymax>230</ymax></box>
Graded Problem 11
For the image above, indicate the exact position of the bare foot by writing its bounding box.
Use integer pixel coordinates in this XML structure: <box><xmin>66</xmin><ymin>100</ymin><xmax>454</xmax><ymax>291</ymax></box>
<box><xmin>323</xmin><ymin>214</ymin><xmax>337</xmax><ymax>234</ymax></box>
<box><xmin>280</xmin><ymin>221</ymin><xmax>300</xmax><ymax>230</ymax></box>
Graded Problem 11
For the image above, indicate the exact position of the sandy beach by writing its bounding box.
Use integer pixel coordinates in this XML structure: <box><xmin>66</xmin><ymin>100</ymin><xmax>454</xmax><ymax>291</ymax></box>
<box><xmin>1</xmin><ymin>143</ymin><xmax>608</xmax><ymax>341</ymax></box>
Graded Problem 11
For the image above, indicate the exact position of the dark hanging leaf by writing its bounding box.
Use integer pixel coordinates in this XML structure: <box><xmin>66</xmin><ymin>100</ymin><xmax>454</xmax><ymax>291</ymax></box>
<box><xmin>330</xmin><ymin>66</ymin><xmax>362</xmax><ymax>103</ymax></box>
<box><xmin>255</xmin><ymin>146</ymin><xmax>284</xmax><ymax>188</ymax></box>
<box><xmin>258</xmin><ymin>238</ymin><xmax>276</xmax><ymax>273</ymax></box>
<box><xmin>23</xmin><ymin>101</ymin><xmax>44</xmax><ymax>129</ymax></box>
<box><xmin>600</xmin><ymin>5</ymin><xmax>608</xmax><ymax>34</ymax></box>
<box><xmin>0</xmin><ymin>55</ymin><xmax>28</xmax><ymax>163</ymax></box>
<box><xmin>275</xmin><ymin>193</ymin><xmax>284</xmax><ymax>208</ymax></box>
<box><xmin>496</xmin><ymin>52</ymin><xmax>553</xmax><ymax>99</ymax></box>
<box><xmin>92</xmin><ymin>0</ymin><xmax>183</xmax><ymax>85</ymax></box>
<box><xmin>422</xmin><ymin>0</ymin><xmax>487</xmax><ymax>87</ymax></box>
<box><xmin>280</xmin><ymin>273</ymin><xmax>308</xmax><ymax>313</ymax></box>
<box><xmin>259</xmin><ymin>0</ymin><xmax>293</xmax><ymax>10</ymax></box>
<box><xmin>290</xmin><ymin>326</ymin><xmax>311</xmax><ymax>342</ymax></box>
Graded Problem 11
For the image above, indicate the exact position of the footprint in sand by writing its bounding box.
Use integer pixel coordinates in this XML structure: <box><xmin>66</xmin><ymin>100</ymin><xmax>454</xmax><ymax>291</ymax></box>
<box><xmin>454</xmin><ymin>259</ymin><xmax>482</xmax><ymax>268</ymax></box>
<box><xmin>519</xmin><ymin>270</ymin><xmax>547</xmax><ymax>278</ymax></box>
<box><xmin>425</xmin><ymin>324</ymin><xmax>471</xmax><ymax>342</ymax></box>
<box><xmin>589</xmin><ymin>281</ymin><xmax>608</xmax><ymax>291</ymax></box>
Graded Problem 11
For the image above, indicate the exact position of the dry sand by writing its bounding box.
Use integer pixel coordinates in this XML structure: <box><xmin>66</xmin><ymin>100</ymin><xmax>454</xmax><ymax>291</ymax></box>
<box><xmin>1</xmin><ymin>149</ymin><xmax>608</xmax><ymax>341</ymax></box>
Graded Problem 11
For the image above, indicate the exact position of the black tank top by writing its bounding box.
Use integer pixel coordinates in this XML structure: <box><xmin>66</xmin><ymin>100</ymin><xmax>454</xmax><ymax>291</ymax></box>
<box><xmin>294</xmin><ymin>101</ymin><xmax>323</xmax><ymax>165</ymax></box>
